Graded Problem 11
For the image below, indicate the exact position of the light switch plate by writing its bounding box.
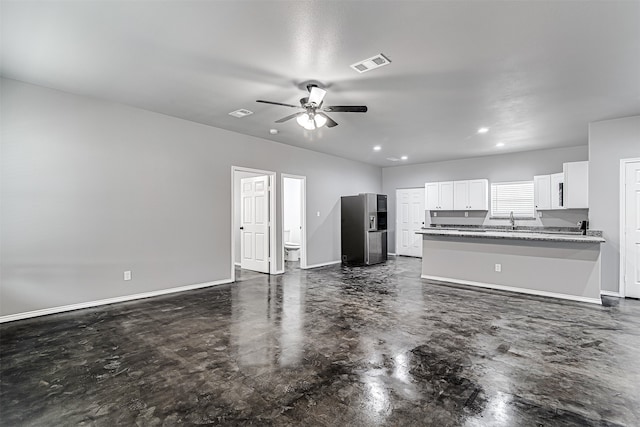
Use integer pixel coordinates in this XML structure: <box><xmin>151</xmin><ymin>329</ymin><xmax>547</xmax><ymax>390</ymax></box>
<box><xmin>124</xmin><ymin>271</ymin><xmax>132</xmax><ymax>281</ymax></box>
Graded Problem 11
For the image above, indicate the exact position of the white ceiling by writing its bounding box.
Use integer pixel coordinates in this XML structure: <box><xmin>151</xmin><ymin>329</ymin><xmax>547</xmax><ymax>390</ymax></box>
<box><xmin>2</xmin><ymin>1</ymin><xmax>639</xmax><ymax>166</ymax></box>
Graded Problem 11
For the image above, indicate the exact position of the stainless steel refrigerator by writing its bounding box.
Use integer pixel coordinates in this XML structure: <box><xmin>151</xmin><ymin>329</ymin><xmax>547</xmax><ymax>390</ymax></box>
<box><xmin>341</xmin><ymin>193</ymin><xmax>388</xmax><ymax>265</ymax></box>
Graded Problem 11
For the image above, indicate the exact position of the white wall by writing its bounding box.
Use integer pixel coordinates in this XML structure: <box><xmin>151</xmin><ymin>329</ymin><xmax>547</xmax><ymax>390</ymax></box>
<box><xmin>382</xmin><ymin>146</ymin><xmax>590</xmax><ymax>252</ymax></box>
<box><xmin>0</xmin><ymin>78</ymin><xmax>382</xmax><ymax>317</ymax></box>
<box><xmin>283</xmin><ymin>177</ymin><xmax>302</xmax><ymax>244</ymax></box>
<box><xmin>589</xmin><ymin>115</ymin><xmax>640</xmax><ymax>293</ymax></box>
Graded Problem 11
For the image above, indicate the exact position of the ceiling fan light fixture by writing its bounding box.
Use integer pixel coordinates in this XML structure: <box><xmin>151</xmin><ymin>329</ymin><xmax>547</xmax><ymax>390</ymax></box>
<box><xmin>296</xmin><ymin>112</ymin><xmax>327</xmax><ymax>130</ymax></box>
<box><xmin>314</xmin><ymin>113</ymin><xmax>327</xmax><ymax>128</ymax></box>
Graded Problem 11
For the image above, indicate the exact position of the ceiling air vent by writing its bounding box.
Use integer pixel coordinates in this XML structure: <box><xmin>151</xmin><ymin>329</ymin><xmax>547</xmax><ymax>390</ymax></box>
<box><xmin>350</xmin><ymin>53</ymin><xmax>391</xmax><ymax>74</ymax></box>
<box><xmin>229</xmin><ymin>109</ymin><xmax>253</xmax><ymax>118</ymax></box>
<box><xmin>386</xmin><ymin>157</ymin><xmax>400</xmax><ymax>162</ymax></box>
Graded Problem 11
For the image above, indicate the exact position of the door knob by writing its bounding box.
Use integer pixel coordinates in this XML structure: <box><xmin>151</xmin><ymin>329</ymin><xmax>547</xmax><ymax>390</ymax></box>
<box><xmin>240</xmin><ymin>226</ymin><xmax>244</xmax><ymax>230</ymax></box>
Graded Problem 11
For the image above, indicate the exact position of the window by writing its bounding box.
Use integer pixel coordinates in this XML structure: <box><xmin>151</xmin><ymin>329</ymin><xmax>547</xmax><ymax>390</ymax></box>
<box><xmin>491</xmin><ymin>181</ymin><xmax>535</xmax><ymax>218</ymax></box>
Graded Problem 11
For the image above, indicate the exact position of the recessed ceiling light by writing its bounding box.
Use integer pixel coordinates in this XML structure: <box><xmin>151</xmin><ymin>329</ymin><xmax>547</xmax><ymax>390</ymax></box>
<box><xmin>401</xmin><ymin>155</ymin><xmax>408</xmax><ymax>160</ymax></box>
<box><xmin>229</xmin><ymin>109</ymin><xmax>253</xmax><ymax>118</ymax></box>
<box><xmin>477</xmin><ymin>127</ymin><xmax>489</xmax><ymax>134</ymax></box>
<box><xmin>496</xmin><ymin>142</ymin><xmax>505</xmax><ymax>147</ymax></box>
<box><xmin>373</xmin><ymin>145</ymin><xmax>381</xmax><ymax>151</ymax></box>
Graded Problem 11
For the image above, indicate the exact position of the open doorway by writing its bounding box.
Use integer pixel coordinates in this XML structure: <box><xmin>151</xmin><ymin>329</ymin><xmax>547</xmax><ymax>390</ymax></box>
<box><xmin>281</xmin><ymin>174</ymin><xmax>307</xmax><ymax>270</ymax></box>
<box><xmin>231</xmin><ymin>166</ymin><xmax>277</xmax><ymax>281</ymax></box>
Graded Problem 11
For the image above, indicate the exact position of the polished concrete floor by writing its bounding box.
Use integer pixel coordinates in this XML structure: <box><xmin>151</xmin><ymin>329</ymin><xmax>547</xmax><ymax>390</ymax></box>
<box><xmin>1</xmin><ymin>257</ymin><xmax>640</xmax><ymax>426</ymax></box>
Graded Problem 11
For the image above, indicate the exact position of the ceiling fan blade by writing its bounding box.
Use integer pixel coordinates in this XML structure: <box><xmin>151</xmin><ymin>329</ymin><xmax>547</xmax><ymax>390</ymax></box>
<box><xmin>322</xmin><ymin>105</ymin><xmax>368</xmax><ymax>113</ymax></box>
<box><xmin>275</xmin><ymin>112</ymin><xmax>301</xmax><ymax>123</ymax></box>
<box><xmin>308</xmin><ymin>86</ymin><xmax>327</xmax><ymax>106</ymax></box>
<box><xmin>318</xmin><ymin>112</ymin><xmax>338</xmax><ymax>128</ymax></box>
<box><xmin>256</xmin><ymin>100</ymin><xmax>301</xmax><ymax>108</ymax></box>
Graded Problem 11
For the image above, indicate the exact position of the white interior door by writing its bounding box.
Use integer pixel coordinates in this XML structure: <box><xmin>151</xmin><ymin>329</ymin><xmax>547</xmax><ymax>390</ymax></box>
<box><xmin>397</xmin><ymin>188</ymin><xmax>425</xmax><ymax>257</ymax></box>
<box><xmin>624</xmin><ymin>161</ymin><xmax>640</xmax><ymax>298</ymax></box>
<box><xmin>240</xmin><ymin>175</ymin><xmax>270</xmax><ymax>273</ymax></box>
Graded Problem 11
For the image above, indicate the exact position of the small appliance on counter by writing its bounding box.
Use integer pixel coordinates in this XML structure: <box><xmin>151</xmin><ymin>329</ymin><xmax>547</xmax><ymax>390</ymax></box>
<box><xmin>579</xmin><ymin>220</ymin><xmax>589</xmax><ymax>235</ymax></box>
<box><xmin>341</xmin><ymin>193</ymin><xmax>388</xmax><ymax>265</ymax></box>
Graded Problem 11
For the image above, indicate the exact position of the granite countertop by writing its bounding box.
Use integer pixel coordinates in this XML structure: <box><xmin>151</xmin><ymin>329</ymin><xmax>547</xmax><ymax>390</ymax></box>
<box><xmin>417</xmin><ymin>228</ymin><xmax>605</xmax><ymax>243</ymax></box>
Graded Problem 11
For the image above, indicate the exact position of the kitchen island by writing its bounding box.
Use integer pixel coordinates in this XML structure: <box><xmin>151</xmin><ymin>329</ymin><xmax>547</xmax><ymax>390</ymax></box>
<box><xmin>417</xmin><ymin>228</ymin><xmax>605</xmax><ymax>304</ymax></box>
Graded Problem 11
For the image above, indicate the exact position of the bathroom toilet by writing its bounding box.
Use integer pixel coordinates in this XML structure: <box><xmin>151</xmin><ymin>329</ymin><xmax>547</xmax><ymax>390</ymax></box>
<box><xmin>284</xmin><ymin>230</ymin><xmax>300</xmax><ymax>262</ymax></box>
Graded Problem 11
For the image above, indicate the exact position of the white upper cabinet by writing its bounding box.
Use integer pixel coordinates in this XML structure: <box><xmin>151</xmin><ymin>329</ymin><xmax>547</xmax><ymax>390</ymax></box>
<box><xmin>564</xmin><ymin>161</ymin><xmax>589</xmax><ymax>208</ymax></box>
<box><xmin>468</xmin><ymin>179</ymin><xmax>489</xmax><ymax>210</ymax></box>
<box><xmin>427</xmin><ymin>179</ymin><xmax>486</xmax><ymax>211</ymax></box>
<box><xmin>425</xmin><ymin>181</ymin><xmax>454</xmax><ymax>210</ymax></box>
<box><xmin>550</xmin><ymin>172</ymin><xmax>564</xmax><ymax>210</ymax></box>
<box><xmin>534</xmin><ymin>175</ymin><xmax>551</xmax><ymax>210</ymax></box>
<box><xmin>440</xmin><ymin>181</ymin><xmax>454</xmax><ymax>210</ymax></box>
<box><xmin>534</xmin><ymin>161</ymin><xmax>588</xmax><ymax>210</ymax></box>
<box><xmin>454</xmin><ymin>179</ymin><xmax>488</xmax><ymax>210</ymax></box>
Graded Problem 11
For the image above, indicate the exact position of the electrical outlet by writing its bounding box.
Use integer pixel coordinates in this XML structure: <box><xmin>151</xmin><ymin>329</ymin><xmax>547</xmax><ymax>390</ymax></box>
<box><xmin>465</xmin><ymin>212</ymin><xmax>468</xmax><ymax>217</ymax></box>
<box><xmin>538</xmin><ymin>211</ymin><xmax>543</xmax><ymax>218</ymax></box>
<box><xmin>433</xmin><ymin>212</ymin><xmax>437</xmax><ymax>217</ymax></box>
<box><xmin>316</xmin><ymin>211</ymin><xmax>320</xmax><ymax>217</ymax></box>
<box><xmin>495</xmin><ymin>264</ymin><xmax>502</xmax><ymax>272</ymax></box>
<box><xmin>124</xmin><ymin>270</ymin><xmax>132</xmax><ymax>281</ymax></box>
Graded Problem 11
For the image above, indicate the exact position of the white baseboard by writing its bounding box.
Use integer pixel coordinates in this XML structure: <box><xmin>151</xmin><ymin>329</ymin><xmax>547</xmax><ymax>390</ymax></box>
<box><xmin>0</xmin><ymin>278</ymin><xmax>233</xmax><ymax>324</ymax></box>
<box><xmin>421</xmin><ymin>274</ymin><xmax>602</xmax><ymax>305</ymax></box>
<box><xmin>387</xmin><ymin>252</ymin><xmax>396</xmax><ymax>256</ymax></box>
<box><xmin>302</xmin><ymin>260</ymin><xmax>341</xmax><ymax>269</ymax></box>
<box><xmin>600</xmin><ymin>290</ymin><xmax>621</xmax><ymax>297</ymax></box>
<box><xmin>234</xmin><ymin>262</ymin><xmax>241</xmax><ymax>267</ymax></box>
<box><xmin>274</xmin><ymin>269</ymin><xmax>285</xmax><ymax>275</ymax></box>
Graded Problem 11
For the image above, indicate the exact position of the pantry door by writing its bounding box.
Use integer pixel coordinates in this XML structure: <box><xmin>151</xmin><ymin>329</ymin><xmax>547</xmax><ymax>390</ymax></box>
<box><xmin>396</xmin><ymin>188</ymin><xmax>425</xmax><ymax>257</ymax></box>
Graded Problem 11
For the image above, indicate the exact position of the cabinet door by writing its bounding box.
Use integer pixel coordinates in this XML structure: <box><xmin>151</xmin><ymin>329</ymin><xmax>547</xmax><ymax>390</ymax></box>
<box><xmin>453</xmin><ymin>180</ymin><xmax>469</xmax><ymax>210</ymax></box>
<box><xmin>550</xmin><ymin>173</ymin><xmax>564</xmax><ymax>210</ymax></box>
<box><xmin>564</xmin><ymin>161</ymin><xmax>589</xmax><ymax>208</ymax></box>
<box><xmin>425</xmin><ymin>182</ymin><xmax>439</xmax><ymax>210</ymax></box>
<box><xmin>468</xmin><ymin>179</ymin><xmax>488</xmax><ymax>210</ymax></box>
<box><xmin>534</xmin><ymin>175</ymin><xmax>551</xmax><ymax>210</ymax></box>
<box><xmin>439</xmin><ymin>181</ymin><xmax>454</xmax><ymax>210</ymax></box>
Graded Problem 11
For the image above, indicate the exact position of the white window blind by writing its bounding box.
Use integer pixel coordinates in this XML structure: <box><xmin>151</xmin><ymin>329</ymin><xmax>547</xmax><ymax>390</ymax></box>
<box><xmin>491</xmin><ymin>181</ymin><xmax>534</xmax><ymax>218</ymax></box>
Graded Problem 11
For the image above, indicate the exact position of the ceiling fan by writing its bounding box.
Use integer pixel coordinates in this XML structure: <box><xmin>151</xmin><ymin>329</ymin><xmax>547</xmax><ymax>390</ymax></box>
<box><xmin>256</xmin><ymin>84</ymin><xmax>367</xmax><ymax>130</ymax></box>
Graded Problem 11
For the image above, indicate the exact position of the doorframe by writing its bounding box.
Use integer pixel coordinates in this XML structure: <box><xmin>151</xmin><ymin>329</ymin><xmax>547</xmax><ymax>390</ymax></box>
<box><xmin>231</xmin><ymin>166</ymin><xmax>277</xmax><ymax>281</ymax></box>
<box><xmin>281</xmin><ymin>174</ymin><xmax>307</xmax><ymax>269</ymax></box>
<box><xmin>619</xmin><ymin>157</ymin><xmax>640</xmax><ymax>298</ymax></box>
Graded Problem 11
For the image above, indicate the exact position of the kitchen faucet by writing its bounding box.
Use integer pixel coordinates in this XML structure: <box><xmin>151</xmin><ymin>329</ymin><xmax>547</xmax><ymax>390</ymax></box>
<box><xmin>509</xmin><ymin>211</ymin><xmax>515</xmax><ymax>230</ymax></box>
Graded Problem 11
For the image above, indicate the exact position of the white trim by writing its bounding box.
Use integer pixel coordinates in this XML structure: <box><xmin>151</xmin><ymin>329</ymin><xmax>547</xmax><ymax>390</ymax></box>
<box><xmin>234</xmin><ymin>262</ymin><xmax>241</xmax><ymax>267</ymax></box>
<box><xmin>0</xmin><ymin>278</ymin><xmax>233</xmax><ymax>324</ymax></box>
<box><xmin>387</xmin><ymin>252</ymin><xmax>396</xmax><ymax>256</ymax></box>
<box><xmin>274</xmin><ymin>269</ymin><xmax>285</xmax><ymax>275</ymax></box>
<box><xmin>281</xmin><ymin>173</ymin><xmax>308</xmax><ymax>270</ymax></box>
<box><xmin>231</xmin><ymin>166</ymin><xmax>277</xmax><ymax>280</ymax></box>
<box><xmin>600</xmin><ymin>290</ymin><xmax>622</xmax><ymax>297</ymax></box>
<box><xmin>619</xmin><ymin>157</ymin><xmax>640</xmax><ymax>298</ymax></box>
<box><xmin>302</xmin><ymin>260</ymin><xmax>341</xmax><ymax>269</ymax></box>
<box><xmin>421</xmin><ymin>274</ymin><xmax>602</xmax><ymax>305</ymax></box>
